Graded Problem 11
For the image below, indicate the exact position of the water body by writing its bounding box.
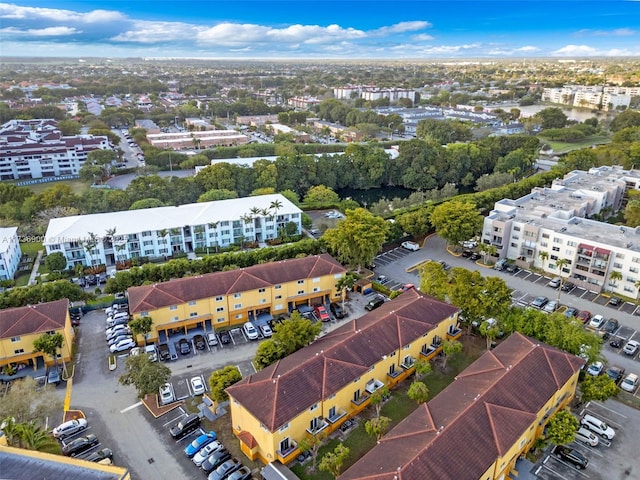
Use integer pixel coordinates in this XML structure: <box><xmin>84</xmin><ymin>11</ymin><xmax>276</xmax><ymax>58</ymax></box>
<box><xmin>337</xmin><ymin>186</ymin><xmax>414</xmax><ymax>206</ymax></box>
<box><xmin>505</xmin><ymin>104</ymin><xmax>612</xmax><ymax>123</ymax></box>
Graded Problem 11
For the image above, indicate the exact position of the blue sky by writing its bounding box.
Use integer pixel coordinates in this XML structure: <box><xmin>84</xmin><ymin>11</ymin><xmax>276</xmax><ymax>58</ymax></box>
<box><xmin>1</xmin><ymin>1</ymin><xmax>639</xmax><ymax>58</ymax></box>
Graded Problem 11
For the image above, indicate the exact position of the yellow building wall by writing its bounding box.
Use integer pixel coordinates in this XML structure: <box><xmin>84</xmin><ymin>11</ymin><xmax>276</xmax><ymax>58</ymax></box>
<box><xmin>0</xmin><ymin>315</ymin><xmax>74</xmax><ymax>369</ymax></box>
<box><xmin>134</xmin><ymin>273</ymin><xmax>345</xmax><ymax>342</ymax></box>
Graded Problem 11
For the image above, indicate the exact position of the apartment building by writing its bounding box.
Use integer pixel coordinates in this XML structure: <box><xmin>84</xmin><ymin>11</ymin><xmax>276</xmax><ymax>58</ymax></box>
<box><xmin>340</xmin><ymin>332</ymin><xmax>583</xmax><ymax>480</ymax></box>
<box><xmin>287</xmin><ymin>96</ymin><xmax>321</xmax><ymax>110</ymax></box>
<box><xmin>126</xmin><ymin>254</ymin><xmax>348</xmax><ymax>341</ymax></box>
<box><xmin>265</xmin><ymin>123</ymin><xmax>310</xmax><ymax>142</ymax></box>
<box><xmin>0</xmin><ymin>299</ymin><xmax>74</xmax><ymax>379</ymax></box>
<box><xmin>483</xmin><ymin>166</ymin><xmax>640</xmax><ymax>294</ymax></box>
<box><xmin>145</xmin><ymin>129</ymin><xmax>249</xmax><ymax>150</ymax></box>
<box><xmin>226</xmin><ymin>290</ymin><xmax>462</xmax><ymax>464</ymax></box>
<box><xmin>43</xmin><ymin>194</ymin><xmax>302</xmax><ymax>269</ymax></box>
<box><xmin>0</xmin><ymin>227</ymin><xmax>21</xmax><ymax>281</ymax></box>
<box><xmin>333</xmin><ymin>85</ymin><xmax>416</xmax><ymax>104</ymax></box>
<box><xmin>0</xmin><ymin>119</ymin><xmax>109</xmax><ymax>180</ymax></box>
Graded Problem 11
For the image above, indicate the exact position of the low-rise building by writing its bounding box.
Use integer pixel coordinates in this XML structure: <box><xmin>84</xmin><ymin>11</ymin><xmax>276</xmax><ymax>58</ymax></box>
<box><xmin>0</xmin><ymin>299</ymin><xmax>74</xmax><ymax>381</ymax></box>
<box><xmin>0</xmin><ymin>227</ymin><xmax>21</xmax><ymax>281</ymax></box>
<box><xmin>44</xmin><ymin>194</ymin><xmax>302</xmax><ymax>269</ymax></box>
<box><xmin>127</xmin><ymin>253</ymin><xmax>347</xmax><ymax>341</ymax></box>
<box><xmin>226</xmin><ymin>290</ymin><xmax>462</xmax><ymax>464</ymax></box>
<box><xmin>146</xmin><ymin>129</ymin><xmax>249</xmax><ymax>150</ymax></box>
<box><xmin>340</xmin><ymin>332</ymin><xmax>584</xmax><ymax>480</ymax></box>
<box><xmin>0</xmin><ymin>119</ymin><xmax>109</xmax><ymax>180</ymax></box>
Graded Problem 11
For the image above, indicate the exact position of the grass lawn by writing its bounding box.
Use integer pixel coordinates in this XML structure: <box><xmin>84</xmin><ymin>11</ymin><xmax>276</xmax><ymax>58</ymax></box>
<box><xmin>538</xmin><ymin>134</ymin><xmax>611</xmax><ymax>155</ymax></box>
<box><xmin>16</xmin><ymin>178</ymin><xmax>93</xmax><ymax>195</ymax></box>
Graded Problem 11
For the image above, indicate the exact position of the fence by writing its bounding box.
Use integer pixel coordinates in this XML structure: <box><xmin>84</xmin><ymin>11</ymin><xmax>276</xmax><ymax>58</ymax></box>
<box><xmin>16</xmin><ymin>175</ymin><xmax>80</xmax><ymax>186</ymax></box>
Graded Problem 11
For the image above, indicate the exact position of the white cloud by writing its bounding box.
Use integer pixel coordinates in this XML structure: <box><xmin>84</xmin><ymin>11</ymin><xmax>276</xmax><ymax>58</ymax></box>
<box><xmin>552</xmin><ymin>44</ymin><xmax>598</xmax><ymax>56</ymax></box>
<box><xmin>576</xmin><ymin>28</ymin><xmax>637</xmax><ymax>37</ymax></box>
<box><xmin>412</xmin><ymin>33</ymin><xmax>435</xmax><ymax>41</ymax></box>
<box><xmin>516</xmin><ymin>46</ymin><xmax>539</xmax><ymax>52</ymax></box>
<box><xmin>1</xmin><ymin>26</ymin><xmax>78</xmax><ymax>36</ymax></box>
<box><xmin>112</xmin><ymin>21</ymin><xmax>201</xmax><ymax>43</ymax></box>
<box><xmin>371</xmin><ymin>21</ymin><xmax>431</xmax><ymax>36</ymax></box>
<box><xmin>0</xmin><ymin>3</ymin><xmax>124</xmax><ymax>23</ymax></box>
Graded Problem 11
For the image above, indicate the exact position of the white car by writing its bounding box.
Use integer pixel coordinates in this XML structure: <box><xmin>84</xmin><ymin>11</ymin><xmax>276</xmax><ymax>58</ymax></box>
<box><xmin>586</xmin><ymin>361</ymin><xmax>604</xmax><ymax>376</ymax></box>
<box><xmin>588</xmin><ymin>314</ymin><xmax>605</xmax><ymax>330</ymax></box>
<box><xmin>623</xmin><ymin>340</ymin><xmax>640</xmax><ymax>355</ymax></box>
<box><xmin>462</xmin><ymin>240</ymin><xmax>478</xmax><ymax>249</ymax></box>
<box><xmin>243</xmin><ymin>322</ymin><xmax>259</xmax><ymax>340</ymax></box>
<box><xmin>192</xmin><ymin>440</ymin><xmax>223</xmax><ymax>466</ymax></box>
<box><xmin>159</xmin><ymin>383</ymin><xmax>175</xmax><ymax>405</ymax></box>
<box><xmin>620</xmin><ymin>373</ymin><xmax>639</xmax><ymax>392</ymax></box>
<box><xmin>52</xmin><ymin>418</ymin><xmax>87</xmax><ymax>439</ymax></box>
<box><xmin>259</xmin><ymin>324</ymin><xmax>273</xmax><ymax>338</ymax></box>
<box><xmin>401</xmin><ymin>241</ymin><xmax>420</xmax><ymax>251</ymax></box>
<box><xmin>109</xmin><ymin>338</ymin><xmax>136</xmax><ymax>353</ymax></box>
<box><xmin>190</xmin><ymin>376</ymin><xmax>205</xmax><ymax>396</ymax></box>
<box><xmin>207</xmin><ymin>332</ymin><xmax>218</xmax><ymax>347</ymax></box>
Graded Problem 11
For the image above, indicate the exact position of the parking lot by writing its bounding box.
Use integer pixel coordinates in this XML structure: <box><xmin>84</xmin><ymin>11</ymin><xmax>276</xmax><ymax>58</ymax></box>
<box><xmin>534</xmin><ymin>399</ymin><xmax>638</xmax><ymax>480</ymax></box>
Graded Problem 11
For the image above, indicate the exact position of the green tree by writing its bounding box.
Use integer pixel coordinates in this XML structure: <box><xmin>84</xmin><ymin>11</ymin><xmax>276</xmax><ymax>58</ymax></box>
<box><xmin>335</xmin><ymin>273</ymin><xmax>357</xmax><ymax>310</ymax></box>
<box><xmin>32</xmin><ymin>332</ymin><xmax>64</xmax><ymax>370</ymax></box>
<box><xmin>303</xmin><ymin>185</ymin><xmax>340</xmax><ymax>207</ymax></box>
<box><xmin>297</xmin><ymin>430</ymin><xmax>327</xmax><ymax>471</ymax></box>
<box><xmin>323</xmin><ymin>208</ymin><xmax>389</xmax><ymax>271</ymax></box>
<box><xmin>271</xmin><ymin>312</ymin><xmax>322</xmax><ymax>356</ymax></box>
<box><xmin>208</xmin><ymin>365</ymin><xmax>242</xmax><ymax>403</ymax></box>
<box><xmin>413</xmin><ymin>357</ymin><xmax>432</xmax><ymax>381</ymax></box>
<box><xmin>118</xmin><ymin>354</ymin><xmax>171</xmax><ymax>398</ymax></box>
<box><xmin>365</xmin><ymin>416</ymin><xmax>391</xmax><ymax>441</ymax></box>
<box><xmin>128</xmin><ymin>316</ymin><xmax>153</xmax><ymax>345</ymax></box>
<box><xmin>479</xmin><ymin>319</ymin><xmax>501</xmax><ymax>350</ymax></box>
<box><xmin>544</xmin><ymin>409</ymin><xmax>579</xmax><ymax>446</ymax></box>
<box><xmin>14</xmin><ymin>420</ymin><xmax>59</xmax><ymax>451</ymax></box>
<box><xmin>57</xmin><ymin>119</ymin><xmax>82</xmax><ymax>136</ymax></box>
<box><xmin>624</xmin><ymin>199</ymin><xmax>640</xmax><ymax>227</ymax></box>
<box><xmin>580</xmin><ymin>375</ymin><xmax>618</xmax><ymax>402</ymax></box>
<box><xmin>253</xmin><ymin>339</ymin><xmax>285</xmax><ymax>370</ymax></box>
<box><xmin>0</xmin><ymin>377</ymin><xmax>62</xmax><ymax>425</ymax></box>
<box><xmin>397</xmin><ymin>208</ymin><xmax>432</xmax><ymax>238</ymax></box>
<box><xmin>369</xmin><ymin>386</ymin><xmax>389</xmax><ymax>419</ymax></box>
<box><xmin>610</xmin><ymin>109</ymin><xmax>640</xmax><ymax>132</ymax></box>
<box><xmin>430</xmin><ymin>201</ymin><xmax>482</xmax><ymax>246</ymax></box>
<box><xmin>407</xmin><ymin>380</ymin><xmax>430</xmax><ymax>404</ymax></box>
<box><xmin>198</xmin><ymin>189</ymin><xmax>239</xmax><ymax>202</ymax></box>
<box><xmin>419</xmin><ymin>261</ymin><xmax>449</xmax><ymax>301</ymax></box>
<box><xmin>441</xmin><ymin>339</ymin><xmax>462</xmax><ymax>369</ymax></box>
<box><xmin>319</xmin><ymin>443</ymin><xmax>350</xmax><ymax>478</ymax></box>
<box><xmin>44</xmin><ymin>252</ymin><xmax>67</xmax><ymax>273</ymax></box>
<box><xmin>535</xmin><ymin>107</ymin><xmax>568</xmax><ymax>130</ymax></box>
<box><xmin>129</xmin><ymin>198</ymin><xmax>165</xmax><ymax>210</ymax></box>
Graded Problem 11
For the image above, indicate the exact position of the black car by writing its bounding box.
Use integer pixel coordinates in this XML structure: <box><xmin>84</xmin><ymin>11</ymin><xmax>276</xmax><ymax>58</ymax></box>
<box><xmin>603</xmin><ymin>318</ymin><xmax>619</xmax><ymax>334</ymax></box>
<box><xmin>219</xmin><ymin>331</ymin><xmax>232</xmax><ymax>345</ymax></box>
<box><xmin>330</xmin><ymin>302</ymin><xmax>345</xmax><ymax>319</ymax></box>
<box><xmin>469</xmin><ymin>252</ymin><xmax>481</xmax><ymax>261</ymax></box>
<box><xmin>530</xmin><ymin>296</ymin><xmax>549</xmax><ymax>309</ymax></box>
<box><xmin>552</xmin><ymin>445</ymin><xmax>588</xmax><ymax>469</ymax></box>
<box><xmin>609</xmin><ymin>338</ymin><xmax>622</xmax><ymax>349</ymax></box>
<box><xmin>193</xmin><ymin>334</ymin><xmax>206</xmax><ymax>350</ymax></box>
<box><xmin>605</xmin><ymin>365</ymin><xmax>625</xmax><ymax>383</ymax></box>
<box><xmin>561</xmin><ymin>282</ymin><xmax>575</xmax><ymax>292</ymax></box>
<box><xmin>365</xmin><ymin>296</ymin><xmax>385</xmax><ymax>311</ymax></box>
<box><xmin>209</xmin><ymin>458</ymin><xmax>242</xmax><ymax>480</ymax></box>
<box><xmin>505</xmin><ymin>264</ymin><xmax>520</xmax><ymax>274</ymax></box>
<box><xmin>62</xmin><ymin>434</ymin><xmax>99</xmax><ymax>457</ymax></box>
<box><xmin>85</xmin><ymin>274</ymin><xmax>98</xmax><ymax>286</ymax></box>
<box><xmin>169</xmin><ymin>413</ymin><xmax>201</xmax><ymax>439</ymax></box>
<box><xmin>201</xmin><ymin>448</ymin><xmax>231</xmax><ymax>473</ymax></box>
<box><xmin>608</xmin><ymin>296</ymin><xmax>622</xmax><ymax>307</ymax></box>
<box><xmin>178</xmin><ymin>338</ymin><xmax>191</xmax><ymax>355</ymax></box>
<box><xmin>157</xmin><ymin>343</ymin><xmax>171</xmax><ymax>361</ymax></box>
<box><xmin>461</xmin><ymin>249</ymin><xmax>473</xmax><ymax>258</ymax></box>
<box><xmin>84</xmin><ymin>447</ymin><xmax>113</xmax><ymax>463</ymax></box>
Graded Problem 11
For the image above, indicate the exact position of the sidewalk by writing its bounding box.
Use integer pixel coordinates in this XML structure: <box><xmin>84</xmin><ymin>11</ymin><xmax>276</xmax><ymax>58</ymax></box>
<box><xmin>27</xmin><ymin>249</ymin><xmax>43</xmax><ymax>286</ymax></box>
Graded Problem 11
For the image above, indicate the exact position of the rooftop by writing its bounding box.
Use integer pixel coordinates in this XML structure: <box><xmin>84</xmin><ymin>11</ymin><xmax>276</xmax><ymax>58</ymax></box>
<box><xmin>0</xmin><ymin>298</ymin><xmax>69</xmax><ymax>339</ymax></box>
<box><xmin>0</xmin><ymin>227</ymin><xmax>18</xmax><ymax>254</ymax></box>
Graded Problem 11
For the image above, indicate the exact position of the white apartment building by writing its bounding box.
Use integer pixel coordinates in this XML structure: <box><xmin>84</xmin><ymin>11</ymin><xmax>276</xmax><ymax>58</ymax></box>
<box><xmin>482</xmin><ymin>166</ymin><xmax>640</xmax><ymax>295</ymax></box>
<box><xmin>543</xmin><ymin>85</ymin><xmax>632</xmax><ymax>111</ymax></box>
<box><xmin>602</xmin><ymin>92</ymin><xmax>632</xmax><ymax>111</ymax></box>
<box><xmin>333</xmin><ymin>85</ymin><xmax>416</xmax><ymax>103</ymax></box>
<box><xmin>146</xmin><ymin>130</ymin><xmax>249</xmax><ymax>150</ymax></box>
<box><xmin>43</xmin><ymin>194</ymin><xmax>302</xmax><ymax>269</ymax></box>
<box><xmin>573</xmin><ymin>90</ymin><xmax>601</xmax><ymax>109</ymax></box>
<box><xmin>0</xmin><ymin>227</ymin><xmax>21</xmax><ymax>281</ymax></box>
<box><xmin>541</xmin><ymin>87</ymin><xmax>575</xmax><ymax>104</ymax></box>
<box><xmin>603</xmin><ymin>86</ymin><xmax>640</xmax><ymax>97</ymax></box>
<box><xmin>0</xmin><ymin>119</ymin><xmax>110</xmax><ymax>180</ymax></box>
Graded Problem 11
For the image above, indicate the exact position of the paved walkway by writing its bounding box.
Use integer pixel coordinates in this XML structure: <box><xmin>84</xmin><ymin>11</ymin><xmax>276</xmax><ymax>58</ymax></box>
<box><xmin>27</xmin><ymin>249</ymin><xmax>43</xmax><ymax>286</ymax></box>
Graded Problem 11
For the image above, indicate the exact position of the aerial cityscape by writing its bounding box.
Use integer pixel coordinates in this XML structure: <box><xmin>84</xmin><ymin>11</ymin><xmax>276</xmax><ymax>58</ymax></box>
<box><xmin>1</xmin><ymin>2</ymin><xmax>640</xmax><ymax>480</ymax></box>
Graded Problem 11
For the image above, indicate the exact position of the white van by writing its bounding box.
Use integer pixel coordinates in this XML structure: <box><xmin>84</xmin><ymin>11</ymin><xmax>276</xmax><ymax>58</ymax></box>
<box><xmin>574</xmin><ymin>427</ymin><xmax>599</xmax><ymax>447</ymax></box>
<box><xmin>401</xmin><ymin>241</ymin><xmax>420</xmax><ymax>251</ymax></box>
<box><xmin>581</xmin><ymin>414</ymin><xmax>615</xmax><ymax>440</ymax></box>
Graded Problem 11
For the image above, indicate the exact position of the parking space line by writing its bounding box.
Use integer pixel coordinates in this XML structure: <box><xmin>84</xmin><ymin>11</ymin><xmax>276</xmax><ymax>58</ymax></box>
<box><xmin>120</xmin><ymin>401</ymin><xmax>142</xmax><ymax>413</ymax></box>
<box><xmin>541</xmin><ymin>459</ymin><xmax>572</xmax><ymax>480</ymax></box>
<box><xmin>162</xmin><ymin>412</ymin><xmax>185</xmax><ymax>427</ymax></box>
<box><xmin>592</xmin><ymin>401</ymin><xmax>627</xmax><ymax>419</ymax></box>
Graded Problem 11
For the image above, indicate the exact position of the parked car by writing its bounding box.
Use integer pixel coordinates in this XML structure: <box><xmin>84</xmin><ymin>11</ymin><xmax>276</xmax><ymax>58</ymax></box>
<box><xmin>462</xmin><ymin>239</ymin><xmax>478</xmax><ymax>249</ymax></box>
<box><xmin>259</xmin><ymin>324</ymin><xmax>273</xmax><ymax>338</ymax></box>
<box><xmin>314</xmin><ymin>305</ymin><xmax>331</xmax><ymax>322</ymax></box>
<box><xmin>469</xmin><ymin>252</ymin><xmax>481</xmax><ymax>261</ymax></box>
<box><xmin>561</xmin><ymin>282</ymin><xmax>575</xmax><ymax>292</ymax></box>
<box><xmin>191</xmin><ymin>376</ymin><xmax>206</xmax><ymax>395</ymax></box>
<box><xmin>494</xmin><ymin>258</ymin><xmax>508</xmax><ymax>271</ymax></box>
<box><xmin>543</xmin><ymin>300</ymin><xmax>559</xmax><ymax>313</ymax></box>
<box><xmin>178</xmin><ymin>338</ymin><xmax>191</xmax><ymax>355</ymax></box>
<box><xmin>330</xmin><ymin>302</ymin><xmax>345</xmax><ymax>319</ymax></box>
<box><xmin>623</xmin><ymin>339</ymin><xmax>640</xmax><ymax>355</ymax></box>
<box><xmin>581</xmin><ymin>414</ymin><xmax>615</xmax><ymax>439</ymax></box>
<box><xmin>574</xmin><ymin>427</ymin><xmax>599</xmax><ymax>447</ymax></box>
<box><xmin>401</xmin><ymin>241</ymin><xmax>420</xmax><ymax>251</ymax></box>
<box><xmin>219</xmin><ymin>331</ymin><xmax>231</xmax><ymax>345</ymax></box>
<box><xmin>227</xmin><ymin>466</ymin><xmax>252</xmax><ymax>480</ymax></box>
<box><xmin>505</xmin><ymin>264</ymin><xmax>520</xmax><ymax>274</ymax></box>
<box><xmin>169</xmin><ymin>414</ymin><xmax>201</xmax><ymax>439</ymax></box>
<box><xmin>207</xmin><ymin>332</ymin><xmax>219</xmax><ymax>347</ymax></box>
<box><xmin>552</xmin><ymin>445</ymin><xmax>588</xmax><ymax>469</ymax></box>
<box><xmin>159</xmin><ymin>383</ymin><xmax>175</xmax><ymax>405</ymax></box>
<box><xmin>365</xmin><ymin>296</ymin><xmax>385</xmax><ymax>311</ymax></box>
<box><xmin>608</xmin><ymin>296</ymin><xmax>622</xmax><ymax>307</ymax></box>
<box><xmin>375</xmin><ymin>275</ymin><xmax>389</xmax><ymax>284</ymax></box>
<box><xmin>603</xmin><ymin>318</ymin><xmax>619</xmax><ymax>334</ymax></box>
<box><xmin>530</xmin><ymin>296</ymin><xmax>548</xmax><ymax>309</ymax></box>
<box><xmin>47</xmin><ymin>367</ymin><xmax>61</xmax><ymax>386</ymax></box>
<box><xmin>62</xmin><ymin>434</ymin><xmax>99</xmax><ymax>457</ymax></box>
<box><xmin>621</xmin><ymin>373</ymin><xmax>639</xmax><ymax>392</ymax></box>
<box><xmin>201</xmin><ymin>448</ymin><xmax>231</xmax><ymax>473</ymax></box>
<box><xmin>53</xmin><ymin>418</ymin><xmax>88</xmax><ymax>439</ymax></box>
<box><xmin>609</xmin><ymin>338</ymin><xmax>623</xmax><ymax>349</ymax></box>
<box><xmin>564</xmin><ymin>307</ymin><xmax>578</xmax><ymax>318</ymax></box>
<box><xmin>193</xmin><ymin>334</ymin><xmax>206</xmax><ymax>350</ymax></box>
<box><xmin>243</xmin><ymin>322</ymin><xmax>259</xmax><ymax>340</ymax></box>
<box><xmin>193</xmin><ymin>440</ymin><xmax>224</xmax><ymax>466</ymax></box>
<box><xmin>208</xmin><ymin>457</ymin><xmax>242</xmax><ymax>480</ymax></box>
<box><xmin>84</xmin><ymin>448</ymin><xmax>113</xmax><ymax>463</ymax></box>
<box><xmin>586</xmin><ymin>361</ymin><xmax>604</xmax><ymax>376</ymax></box>
<box><xmin>588</xmin><ymin>314</ymin><xmax>606</xmax><ymax>330</ymax></box>
<box><xmin>158</xmin><ymin>343</ymin><xmax>171</xmax><ymax>361</ymax></box>
<box><xmin>546</xmin><ymin>277</ymin><xmax>561</xmax><ymax>288</ymax></box>
<box><xmin>461</xmin><ymin>249</ymin><xmax>473</xmax><ymax>258</ymax></box>
<box><xmin>109</xmin><ymin>338</ymin><xmax>136</xmax><ymax>353</ymax></box>
<box><xmin>145</xmin><ymin>344</ymin><xmax>158</xmax><ymax>362</ymax></box>
<box><xmin>605</xmin><ymin>365</ymin><xmax>625</xmax><ymax>383</ymax></box>
<box><xmin>106</xmin><ymin>324</ymin><xmax>130</xmax><ymax>338</ymax></box>
<box><xmin>184</xmin><ymin>431</ymin><xmax>217</xmax><ymax>458</ymax></box>
<box><xmin>576</xmin><ymin>310</ymin><xmax>591</xmax><ymax>324</ymax></box>
<box><xmin>108</xmin><ymin>334</ymin><xmax>133</xmax><ymax>347</ymax></box>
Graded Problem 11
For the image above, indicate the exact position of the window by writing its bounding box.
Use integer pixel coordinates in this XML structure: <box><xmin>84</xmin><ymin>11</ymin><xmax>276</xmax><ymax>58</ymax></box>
<box><xmin>616</xmin><ymin>252</ymin><xmax>625</xmax><ymax>259</ymax></box>
<box><xmin>215</xmin><ymin>296</ymin><xmax>223</xmax><ymax>301</ymax></box>
<box><xmin>275</xmin><ymin>295</ymin><xmax>282</xmax><ymax>300</ymax></box>
<box><xmin>234</xmin><ymin>303</ymin><xmax>242</xmax><ymax>309</ymax></box>
<box><xmin>511</xmin><ymin>235</ymin><xmax>520</xmax><ymax>240</ymax></box>
<box><xmin>542</xmin><ymin>233</ymin><xmax>550</xmax><ymax>239</ymax></box>
<box><xmin>190</xmin><ymin>312</ymin><xmax>198</xmax><ymax>317</ymax></box>
<box><xmin>234</xmin><ymin>293</ymin><xmax>241</xmax><ymax>298</ymax></box>
<box><xmin>188</xmin><ymin>301</ymin><xmax>196</xmax><ymax>306</ymax></box>
<box><xmin>567</xmin><ymin>240</ymin><xmax>577</xmax><ymax>247</ymax></box>
<box><xmin>10</xmin><ymin>336</ymin><xmax>20</xmax><ymax>342</ymax></box>
<box><xmin>171</xmin><ymin>316</ymin><xmax>179</xmax><ymax>322</ymax></box>
<box><xmin>14</xmin><ymin>349</ymin><xmax>24</xmax><ymax>354</ymax></box>
<box><xmin>258</xmin><ymin>288</ymin><xmax>266</xmax><ymax>293</ymax></box>
<box><xmin>313</xmin><ymin>277</ymin><xmax>320</xmax><ymax>283</ymax></box>
<box><xmin>260</xmin><ymin>299</ymin><xmax>267</xmax><ymax>304</ymax></box>
<box><xmin>552</xmin><ymin>246</ymin><xmax>560</xmax><ymax>252</ymax></box>
<box><xmin>511</xmin><ymin>242</ymin><xmax>518</xmax><ymax>248</ymax></box>
<box><xmin>630</xmin><ymin>267</ymin><xmax>639</xmax><ymax>274</ymax></box>
<box><xmin>279</xmin><ymin>423</ymin><xmax>289</xmax><ymax>433</ymax></box>
<box><xmin>141</xmin><ymin>311</ymin><xmax>149</xmax><ymax>317</ymax></box>
<box><xmin>297</xmin><ymin>280</ymin><xmax>304</xmax><ymax>285</ymax></box>
<box><xmin>217</xmin><ymin>317</ymin><xmax>225</xmax><ymax>323</ymax></box>
<box><xmin>540</xmin><ymin>242</ymin><xmax>548</xmax><ymax>248</ymax></box>
<box><xmin>353</xmin><ymin>389</ymin><xmax>360</xmax><ymax>402</ymax></box>
<box><xmin>513</xmin><ymin>226</ymin><xmax>521</xmax><ymax>231</ymax></box>
<box><xmin>169</xmin><ymin>305</ymin><xmax>177</xmax><ymax>311</ymax></box>
<box><xmin>328</xmin><ymin>406</ymin><xmax>336</xmax><ymax>419</ymax></box>
<box><xmin>310</xmin><ymin>404</ymin><xmax>318</xmax><ymax>412</ymax></box>
<box><xmin>313</xmin><ymin>287</ymin><xmax>320</xmax><ymax>292</ymax></box>
<box><xmin>297</xmin><ymin>290</ymin><xmax>305</xmax><ymax>295</ymax></box>
<box><xmin>274</xmin><ymin>284</ymin><xmax>281</xmax><ymax>290</ymax></box>
<box><xmin>235</xmin><ymin>314</ymin><xmax>242</xmax><ymax>319</ymax></box>
<box><xmin>216</xmin><ymin>307</ymin><xmax>224</xmax><ymax>312</ymax></box>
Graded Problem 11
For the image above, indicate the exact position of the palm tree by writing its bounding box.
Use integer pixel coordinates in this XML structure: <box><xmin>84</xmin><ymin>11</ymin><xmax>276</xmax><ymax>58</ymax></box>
<box><xmin>478</xmin><ymin>243</ymin><xmax>497</xmax><ymax>265</ymax></box>
<box><xmin>555</xmin><ymin>258</ymin><xmax>569</xmax><ymax>302</ymax></box>
<box><xmin>269</xmin><ymin>198</ymin><xmax>283</xmax><ymax>218</ymax></box>
<box><xmin>16</xmin><ymin>420</ymin><xmax>59</xmax><ymax>451</ymax></box>
<box><xmin>635</xmin><ymin>279</ymin><xmax>640</xmax><ymax>301</ymax></box>
<box><xmin>105</xmin><ymin>227</ymin><xmax>117</xmax><ymax>248</ymax></box>
<box><xmin>82</xmin><ymin>232</ymin><xmax>99</xmax><ymax>267</ymax></box>
<box><xmin>538</xmin><ymin>250</ymin><xmax>549</xmax><ymax>270</ymax></box>
<box><xmin>609</xmin><ymin>270</ymin><xmax>623</xmax><ymax>293</ymax></box>
<box><xmin>207</xmin><ymin>222</ymin><xmax>219</xmax><ymax>253</ymax></box>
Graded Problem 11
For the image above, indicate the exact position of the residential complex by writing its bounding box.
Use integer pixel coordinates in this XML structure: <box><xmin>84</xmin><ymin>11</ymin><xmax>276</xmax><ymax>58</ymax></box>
<box><xmin>43</xmin><ymin>194</ymin><xmax>302</xmax><ymax>269</ymax></box>
<box><xmin>541</xmin><ymin>85</ymin><xmax>633</xmax><ymax>111</ymax></box>
<box><xmin>333</xmin><ymin>85</ymin><xmax>417</xmax><ymax>104</ymax></box>
<box><xmin>483</xmin><ymin>166</ymin><xmax>640</xmax><ymax>295</ymax></box>
<box><xmin>0</xmin><ymin>227</ymin><xmax>21</xmax><ymax>281</ymax></box>
<box><xmin>340</xmin><ymin>332</ymin><xmax>584</xmax><ymax>480</ymax></box>
<box><xmin>225</xmin><ymin>289</ymin><xmax>462</xmax><ymax>464</ymax></box>
<box><xmin>0</xmin><ymin>119</ymin><xmax>110</xmax><ymax>180</ymax></box>
<box><xmin>145</xmin><ymin>129</ymin><xmax>249</xmax><ymax>150</ymax></box>
<box><xmin>0</xmin><ymin>299</ymin><xmax>74</xmax><ymax>380</ymax></box>
<box><xmin>127</xmin><ymin>254</ymin><xmax>347</xmax><ymax>341</ymax></box>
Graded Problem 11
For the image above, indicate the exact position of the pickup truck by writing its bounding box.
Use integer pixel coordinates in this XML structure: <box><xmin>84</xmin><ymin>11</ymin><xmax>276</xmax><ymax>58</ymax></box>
<box><xmin>401</xmin><ymin>241</ymin><xmax>420</xmax><ymax>251</ymax></box>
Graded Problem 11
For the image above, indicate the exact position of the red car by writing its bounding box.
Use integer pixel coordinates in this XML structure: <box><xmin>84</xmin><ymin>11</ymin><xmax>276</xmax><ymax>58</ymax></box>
<box><xmin>576</xmin><ymin>310</ymin><xmax>591</xmax><ymax>324</ymax></box>
<box><xmin>314</xmin><ymin>305</ymin><xmax>331</xmax><ymax>322</ymax></box>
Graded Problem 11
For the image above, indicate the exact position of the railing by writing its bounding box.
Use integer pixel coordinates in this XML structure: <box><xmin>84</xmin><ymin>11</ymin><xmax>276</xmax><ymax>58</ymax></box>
<box><xmin>327</xmin><ymin>409</ymin><xmax>347</xmax><ymax>424</ymax></box>
<box><xmin>276</xmin><ymin>439</ymin><xmax>298</xmax><ymax>459</ymax></box>
<box><xmin>387</xmin><ymin>369</ymin><xmax>402</xmax><ymax>379</ymax></box>
<box><xmin>306</xmin><ymin>418</ymin><xmax>329</xmax><ymax>435</ymax></box>
<box><xmin>351</xmin><ymin>393</ymin><xmax>370</xmax><ymax>406</ymax></box>
<box><xmin>365</xmin><ymin>379</ymin><xmax>385</xmax><ymax>394</ymax></box>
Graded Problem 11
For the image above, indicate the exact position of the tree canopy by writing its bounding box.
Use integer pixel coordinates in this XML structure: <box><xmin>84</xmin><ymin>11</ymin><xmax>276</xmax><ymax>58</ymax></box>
<box><xmin>544</xmin><ymin>409</ymin><xmax>579</xmax><ymax>446</ymax></box>
<box><xmin>208</xmin><ymin>365</ymin><xmax>242</xmax><ymax>402</ymax></box>
<box><xmin>118</xmin><ymin>354</ymin><xmax>171</xmax><ymax>398</ymax></box>
<box><xmin>429</xmin><ymin>200</ymin><xmax>482</xmax><ymax>246</ymax></box>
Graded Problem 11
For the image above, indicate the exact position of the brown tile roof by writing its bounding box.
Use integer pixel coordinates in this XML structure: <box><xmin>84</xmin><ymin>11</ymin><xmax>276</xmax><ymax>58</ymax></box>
<box><xmin>127</xmin><ymin>254</ymin><xmax>347</xmax><ymax>314</ymax></box>
<box><xmin>339</xmin><ymin>332</ymin><xmax>585</xmax><ymax>480</ymax></box>
<box><xmin>226</xmin><ymin>290</ymin><xmax>459</xmax><ymax>431</ymax></box>
<box><xmin>0</xmin><ymin>299</ymin><xmax>69</xmax><ymax>339</ymax></box>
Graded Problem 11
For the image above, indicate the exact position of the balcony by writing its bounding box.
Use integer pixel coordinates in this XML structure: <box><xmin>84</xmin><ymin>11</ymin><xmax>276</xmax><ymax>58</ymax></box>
<box><xmin>420</xmin><ymin>345</ymin><xmax>440</xmax><ymax>361</ymax></box>
<box><xmin>365</xmin><ymin>378</ymin><xmax>385</xmax><ymax>394</ymax></box>
<box><xmin>400</xmin><ymin>356</ymin><xmax>416</xmax><ymax>370</ymax></box>
<box><xmin>351</xmin><ymin>392</ymin><xmax>370</xmax><ymax>407</ymax></box>
<box><xmin>276</xmin><ymin>439</ymin><xmax>298</xmax><ymax>463</ymax></box>
<box><xmin>387</xmin><ymin>368</ymin><xmax>402</xmax><ymax>379</ymax></box>
<box><xmin>447</xmin><ymin>325</ymin><xmax>463</xmax><ymax>340</ymax></box>
<box><xmin>327</xmin><ymin>408</ymin><xmax>348</xmax><ymax>424</ymax></box>
<box><xmin>306</xmin><ymin>417</ymin><xmax>329</xmax><ymax>435</ymax></box>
